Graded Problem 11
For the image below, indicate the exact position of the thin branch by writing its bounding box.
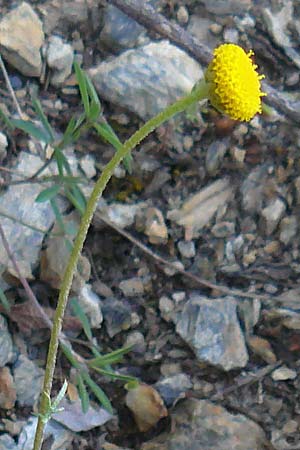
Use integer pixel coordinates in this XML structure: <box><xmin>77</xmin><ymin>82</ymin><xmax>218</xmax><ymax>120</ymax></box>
<box><xmin>107</xmin><ymin>0</ymin><xmax>300</xmax><ymax>124</ymax></box>
<box><xmin>0</xmin><ymin>54</ymin><xmax>25</xmax><ymax>120</ymax></box>
<box><xmin>96</xmin><ymin>212</ymin><xmax>273</xmax><ymax>302</ymax></box>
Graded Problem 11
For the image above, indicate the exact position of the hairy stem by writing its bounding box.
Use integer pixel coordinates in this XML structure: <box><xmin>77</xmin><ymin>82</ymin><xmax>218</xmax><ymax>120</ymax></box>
<box><xmin>33</xmin><ymin>79</ymin><xmax>209</xmax><ymax>450</ymax></box>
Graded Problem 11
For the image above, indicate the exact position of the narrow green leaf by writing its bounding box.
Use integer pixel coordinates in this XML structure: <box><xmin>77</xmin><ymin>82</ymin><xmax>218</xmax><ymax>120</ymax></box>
<box><xmin>35</xmin><ymin>185</ymin><xmax>61</xmax><ymax>203</ymax></box>
<box><xmin>11</xmin><ymin>119</ymin><xmax>52</xmax><ymax>143</ymax></box>
<box><xmin>85</xmin><ymin>75</ymin><xmax>101</xmax><ymax>110</ymax></box>
<box><xmin>74</xmin><ymin>61</ymin><xmax>90</xmax><ymax>116</ymax></box>
<box><xmin>0</xmin><ymin>107</ymin><xmax>14</xmax><ymax>130</ymax></box>
<box><xmin>76</xmin><ymin>373</ymin><xmax>90</xmax><ymax>413</ymax></box>
<box><xmin>81</xmin><ymin>371</ymin><xmax>113</xmax><ymax>414</ymax></box>
<box><xmin>64</xmin><ymin>185</ymin><xmax>86</xmax><ymax>215</ymax></box>
<box><xmin>60</xmin><ymin>342</ymin><xmax>81</xmax><ymax>369</ymax></box>
<box><xmin>93</xmin><ymin>367</ymin><xmax>137</xmax><ymax>383</ymax></box>
<box><xmin>88</xmin><ymin>345</ymin><xmax>133</xmax><ymax>368</ymax></box>
<box><xmin>70</xmin><ymin>297</ymin><xmax>93</xmax><ymax>341</ymax></box>
<box><xmin>52</xmin><ymin>380</ymin><xmax>68</xmax><ymax>409</ymax></box>
<box><xmin>32</xmin><ymin>97</ymin><xmax>55</xmax><ymax>142</ymax></box>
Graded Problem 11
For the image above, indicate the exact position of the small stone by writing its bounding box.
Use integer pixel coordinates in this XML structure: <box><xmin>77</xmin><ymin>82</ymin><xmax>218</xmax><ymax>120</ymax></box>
<box><xmin>201</xmin><ymin>0</ymin><xmax>251</xmax><ymax>14</ymax></box>
<box><xmin>0</xmin><ymin>315</ymin><xmax>13</xmax><ymax>367</ymax></box>
<box><xmin>279</xmin><ymin>216</ymin><xmax>297</xmax><ymax>245</ymax></box>
<box><xmin>0</xmin><ymin>434</ymin><xmax>16</xmax><ymax>450</ymax></box>
<box><xmin>125</xmin><ymin>384</ymin><xmax>168</xmax><ymax>432</ymax></box>
<box><xmin>124</xmin><ymin>331</ymin><xmax>146</xmax><ymax>354</ymax></box>
<box><xmin>159</xmin><ymin>296</ymin><xmax>175</xmax><ymax>322</ymax></box>
<box><xmin>209</xmin><ymin>23</ymin><xmax>223</xmax><ymax>35</ymax></box>
<box><xmin>80</xmin><ymin>155</ymin><xmax>96</xmax><ymax>179</ymax></box>
<box><xmin>230</xmin><ymin>146</ymin><xmax>246</xmax><ymax>165</ymax></box>
<box><xmin>119</xmin><ymin>277</ymin><xmax>144</xmax><ymax>297</ymax></box>
<box><xmin>0</xmin><ymin>367</ymin><xmax>16</xmax><ymax>409</ymax></box>
<box><xmin>0</xmin><ymin>2</ymin><xmax>44</xmax><ymax>77</ymax></box>
<box><xmin>223</xmin><ymin>27</ymin><xmax>239</xmax><ymax>43</ymax></box>
<box><xmin>177</xmin><ymin>240</ymin><xmax>196</xmax><ymax>258</ymax></box>
<box><xmin>271</xmin><ymin>366</ymin><xmax>297</xmax><ymax>381</ymax></box>
<box><xmin>172</xmin><ymin>292</ymin><xmax>186</xmax><ymax>303</ymax></box>
<box><xmin>101</xmin><ymin>298</ymin><xmax>132</xmax><ymax>337</ymax></box>
<box><xmin>264</xmin><ymin>240</ymin><xmax>280</xmax><ymax>255</ymax></box>
<box><xmin>177</xmin><ymin>6</ymin><xmax>189</xmax><ymax>25</ymax></box>
<box><xmin>247</xmin><ymin>335</ymin><xmax>277</xmax><ymax>364</ymax></box>
<box><xmin>145</xmin><ymin>208</ymin><xmax>168</xmax><ymax>244</ymax></box>
<box><xmin>182</xmin><ymin>135</ymin><xmax>193</xmax><ymax>151</ymax></box>
<box><xmin>77</xmin><ymin>284</ymin><xmax>103</xmax><ymax>329</ymax></box>
<box><xmin>282</xmin><ymin>420</ymin><xmax>298</xmax><ymax>434</ymax></box>
<box><xmin>0</xmin><ymin>132</ymin><xmax>8</xmax><ymax>161</ymax></box>
<box><xmin>212</xmin><ymin>221</ymin><xmax>235</xmax><ymax>238</ymax></box>
<box><xmin>175</xmin><ymin>295</ymin><xmax>248</xmax><ymax>371</ymax></box>
<box><xmin>205</xmin><ymin>140</ymin><xmax>228</xmax><ymax>175</ymax></box>
<box><xmin>90</xmin><ymin>41</ymin><xmax>202</xmax><ymax>120</ymax></box>
<box><xmin>155</xmin><ymin>374</ymin><xmax>192</xmax><ymax>406</ymax></box>
<box><xmin>97</xmin><ymin>201</ymin><xmax>146</xmax><ymax>229</ymax></box>
<box><xmin>163</xmin><ymin>260</ymin><xmax>185</xmax><ymax>276</ymax></box>
<box><xmin>13</xmin><ymin>355</ymin><xmax>44</xmax><ymax>407</ymax></box>
<box><xmin>261</xmin><ymin>198</ymin><xmax>286</xmax><ymax>235</ymax></box>
<box><xmin>46</xmin><ymin>35</ymin><xmax>74</xmax><ymax>86</ymax></box>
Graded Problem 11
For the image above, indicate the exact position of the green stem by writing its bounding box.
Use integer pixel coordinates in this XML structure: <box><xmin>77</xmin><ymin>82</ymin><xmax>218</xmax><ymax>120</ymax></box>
<box><xmin>33</xmin><ymin>79</ymin><xmax>209</xmax><ymax>450</ymax></box>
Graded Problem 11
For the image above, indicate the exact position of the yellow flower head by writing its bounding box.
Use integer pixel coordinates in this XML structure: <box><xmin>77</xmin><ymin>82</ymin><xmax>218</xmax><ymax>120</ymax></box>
<box><xmin>205</xmin><ymin>43</ymin><xmax>266</xmax><ymax>121</ymax></box>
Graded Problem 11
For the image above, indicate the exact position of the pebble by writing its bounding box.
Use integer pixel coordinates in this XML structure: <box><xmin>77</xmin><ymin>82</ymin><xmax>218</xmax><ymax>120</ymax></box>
<box><xmin>119</xmin><ymin>277</ymin><xmax>144</xmax><ymax>297</ymax></box>
<box><xmin>176</xmin><ymin>6</ymin><xmax>189</xmax><ymax>25</ymax></box>
<box><xmin>205</xmin><ymin>140</ymin><xmax>228</xmax><ymax>175</ymax></box>
<box><xmin>177</xmin><ymin>240</ymin><xmax>196</xmax><ymax>258</ymax></box>
<box><xmin>261</xmin><ymin>198</ymin><xmax>286</xmax><ymax>235</ymax></box>
<box><xmin>212</xmin><ymin>221</ymin><xmax>235</xmax><ymax>238</ymax></box>
<box><xmin>175</xmin><ymin>295</ymin><xmax>248</xmax><ymax>371</ymax></box>
<box><xmin>0</xmin><ymin>132</ymin><xmax>8</xmax><ymax>162</ymax></box>
<box><xmin>145</xmin><ymin>208</ymin><xmax>168</xmax><ymax>245</ymax></box>
<box><xmin>141</xmin><ymin>399</ymin><xmax>269</xmax><ymax>450</ymax></box>
<box><xmin>101</xmin><ymin>297</ymin><xmax>132</xmax><ymax>337</ymax></box>
<box><xmin>271</xmin><ymin>366</ymin><xmax>297</xmax><ymax>381</ymax></box>
<box><xmin>97</xmin><ymin>201</ymin><xmax>146</xmax><ymax>229</ymax></box>
<box><xmin>77</xmin><ymin>284</ymin><xmax>103</xmax><ymax>329</ymax></box>
<box><xmin>0</xmin><ymin>367</ymin><xmax>16</xmax><ymax>409</ymax></box>
<box><xmin>0</xmin><ymin>315</ymin><xmax>14</xmax><ymax>367</ymax></box>
<box><xmin>279</xmin><ymin>216</ymin><xmax>297</xmax><ymax>245</ymax></box>
<box><xmin>0</xmin><ymin>2</ymin><xmax>44</xmax><ymax>77</ymax></box>
<box><xmin>46</xmin><ymin>35</ymin><xmax>74</xmax><ymax>86</ymax></box>
<box><xmin>13</xmin><ymin>355</ymin><xmax>44</xmax><ymax>407</ymax></box>
<box><xmin>201</xmin><ymin>0</ymin><xmax>251</xmax><ymax>14</ymax></box>
<box><xmin>124</xmin><ymin>331</ymin><xmax>146</xmax><ymax>354</ymax></box>
<box><xmin>159</xmin><ymin>296</ymin><xmax>175</xmax><ymax>322</ymax></box>
<box><xmin>223</xmin><ymin>27</ymin><xmax>239</xmax><ymax>43</ymax></box>
<box><xmin>89</xmin><ymin>41</ymin><xmax>202</xmax><ymax>120</ymax></box>
<box><xmin>80</xmin><ymin>154</ymin><xmax>96</xmax><ymax>179</ymax></box>
<box><xmin>155</xmin><ymin>373</ymin><xmax>192</xmax><ymax>406</ymax></box>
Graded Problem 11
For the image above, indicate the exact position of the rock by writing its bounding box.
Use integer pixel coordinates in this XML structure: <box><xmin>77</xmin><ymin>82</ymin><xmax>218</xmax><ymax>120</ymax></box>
<box><xmin>279</xmin><ymin>216</ymin><xmax>297</xmax><ymax>245</ymax></box>
<box><xmin>0</xmin><ymin>434</ymin><xmax>17</xmax><ymax>450</ymax></box>
<box><xmin>145</xmin><ymin>208</ymin><xmax>168</xmax><ymax>245</ymax></box>
<box><xmin>0</xmin><ymin>132</ymin><xmax>8</xmax><ymax>161</ymax></box>
<box><xmin>141</xmin><ymin>399</ymin><xmax>269</xmax><ymax>450</ymax></box>
<box><xmin>262</xmin><ymin>2</ymin><xmax>300</xmax><ymax>70</ymax></box>
<box><xmin>46</xmin><ymin>35</ymin><xmax>74</xmax><ymax>86</ymax></box>
<box><xmin>0</xmin><ymin>151</ymin><xmax>68</xmax><ymax>280</ymax></box>
<box><xmin>247</xmin><ymin>335</ymin><xmax>277</xmax><ymax>364</ymax></box>
<box><xmin>100</xmin><ymin>4</ymin><xmax>149</xmax><ymax>51</ymax></box>
<box><xmin>102</xmin><ymin>444</ymin><xmax>131</xmax><ymax>450</ymax></box>
<box><xmin>53</xmin><ymin>398</ymin><xmax>113</xmax><ymax>432</ymax></box>
<box><xmin>271</xmin><ymin>366</ymin><xmax>297</xmax><ymax>381</ymax></box>
<box><xmin>241</xmin><ymin>165</ymin><xmax>269</xmax><ymax>214</ymax></box>
<box><xmin>201</xmin><ymin>0</ymin><xmax>251</xmax><ymax>15</ymax></box>
<box><xmin>177</xmin><ymin>6</ymin><xmax>189</xmax><ymax>25</ymax></box>
<box><xmin>38</xmin><ymin>0</ymin><xmax>89</xmax><ymax>34</ymax></box>
<box><xmin>124</xmin><ymin>331</ymin><xmax>146</xmax><ymax>354</ymax></box>
<box><xmin>223</xmin><ymin>27</ymin><xmax>239</xmax><ymax>43</ymax></box>
<box><xmin>119</xmin><ymin>277</ymin><xmax>144</xmax><ymax>297</ymax></box>
<box><xmin>261</xmin><ymin>198</ymin><xmax>286</xmax><ymax>235</ymax></box>
<box><xmin>80</xmin><ymin>154</ymin><xmax>96</xmax><ymax>179</ymax></box>
<box><xmin>177</xmin><ymin>240</ymin><xmax>196</xmax><ymax>258</ymax></box>
<box><xmin>0</xmin><ymin>2</ymin><xmax>44</xmax><ymax>77</ymax></box>
<box><xmin>13</xmin><ymin>355</ymin><xmax>44</xmax><ymax>407</ymax></box>
<box><xmin>211</xmin><ymin>221</ymin><xmax>235</xmax><ymax>238</ymax></box>
<box><xmin>0</xmin><ymin>367</ymin><xmax>16</xmax><ymax>409</ymax></box>
<box><xmin>77</xmin><ymin>284</ymin><xmax>103</xmax><ymax>329</ymax></box>
<box><xmin>168</xmin><ymin>178</ymin><xmax>234</xmax><ymax>238</ymax></box>
<box><xmin>0</xmin><ymin>315</ymin><xmax>13</xmax><ymax>367</ymax></box>
<box><xmin>101</xmin><ymin>297</ymin><xmax>132</xmax><ymax>337</ymax></box>
<box><xmin>18</xmin><ymin>417</ymin><xmax>74</xmax><ymax>450</ymax></box>
<box><xmin>125</xmin><ymin>384</ymin><xmax>168</xmax><ymax>432</ymax></box>
<box><xmin>205</xmin><ymin>140</ymin><xmax>228</xmax><ymax>175</ymax></box>
<box><xmin>89</xmin><ymin>41</ymin><xmax>203</xmax><ymax>120</ymax></box>
<box><xmin>175</xmin><ymin>295</ymin><xmax>248</xmax><ymax>371</ymax></box>
<box><xmin>97</xmin><ymin>200</ymin><xmax>146</xmax><ymax>229</ymax></box>
<box><xmin>159</xmin><ymin>296</ymin><xmax>175</xmax><ymax>322</ymax></box>
<box><xmin>188</xmin><ymin>16</ymin><xmax>219</xmax><ymax>51</ymax></box>
<box><xmin>155</xmin><ymin>374</ymin><xmax>192</xmax><ymax>407</ymax></box>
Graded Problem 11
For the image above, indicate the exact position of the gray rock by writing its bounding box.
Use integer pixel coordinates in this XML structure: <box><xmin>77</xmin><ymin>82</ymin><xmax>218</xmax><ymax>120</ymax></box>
<box><xmin>13</xmin><ymin>355</ymin><xmax>44</xmax><ymax>407</ymax></box>
<box><xmin>0</xmin><ymin>151</ymin><xmax>68</xmax><ymax>280</ymax></box>
<box><xmin>261</xmin><ymin>198</ymin><xmax>286</xmax><ymax>235</ymax></box>
<box><xmin>97</xmin><ymin>200</ymin><xmax>146</xmax><ymax>229</ymax></box>
<box><xmin>100</xmin><ymin>4</ymin><xmax>149</xmax><ymax>51</ymax></box>
<box><xmin>0</xmin><ymin>434</ymin><xmax>17</xmax><ymax>450</ymax></box>
<box><xmin>155</xmin><ymin>374</ymin><xmax>192</xmax><ymax>406</ymax></box>
<box><xmin>159</xmin><ymin>296</ymin><xmax>175</xmax><ymax>322</ymax></box>
<box><xmin>119</xmin><ymin>277</ymin><xmax>145</xmax><ymax>297</ymax></box>
<box><xmin>141</xmin><ymin>399</ymin><xmax>269</xmax><ymax>450</ymax></box>
<box><xmin>241</xmin><ymin>165</ymin><xmax>269</xmax><ymax>214</ymax></box>
<box><xmin>271</xmin><ymin>366</ymin><xmax>297</xmax><ymax>381</ymax></box>
<box><xmin>0</xmin><ymin>2</ymin><xmax>44</xmax><ymax>77</ymax></box>
<box><xmin>177</xmin><ymin>240</ymin><xmax>196</xmax><ymax>258</ymax></box>
<box><xmin>53</xmin><ymin>398</ymin><xmax>113</xmax><ymax>432</ymax></box>
<box><xmin>101</xmin><ymin>297</ymin><xmax>132</xmax><ymax>337</ymax></box>
<box><xmin>89</xmin><ymin>41</ymin><xmax>203</xmax><ymax>120</ymax></box>
<box><xmin>0</xmin><ymin>315</ymin><xmax>14</xmax><ymax>367</ymax></box>
<box><xmin>77</xmin><ymin>284</ymin><xmax>103</xmax><ymax>329</ymax></box>
<box><xmin>188</xmin><ymin>16</ymin><xmax>219</xmax><ymax>51</ymax></box>
<box><xmin>38</xmin><ymin>0</ymin><xmax>89</xmax><ymax>34</ymax></box>
<box><xmin>46</xmin><ymin>35</ymin><xmax>74</xmax><ymax>86</ymax></box>
<box><xmin>279</xmin><ymin>216</ymin><xmax>297</xmax><ymax>245</ymax></box>
<box><xmin>201</xmin><ymin>0</ymin><xmax>251</xmax><ymax>15</ymax></box>
<box><xmin>0</xmin><ymin>132</ymin><xmax>8</xmax><ymax>161</ymax></box>
<box><xmin>175</xmin><ymin>295</ymin><xmax>248</xmax><ymax>370</ymax></box>
<box><xmin>18</xmin><ymin>417</ymin><xmax>74</xmax><ymax>450</ymax></box>
<box><xmin>205</xmin><ymin>140</ymin><xmax>228</xmax><ymax>176</ymax></box>
<box><xmin>262</xmin><ymin>2</ymin><xmax>300</xmax><ymax>70</ymax></box>
<box><xmin>124</xmin><ymin>331</ymin><xmax>146</xmax><ymax>354</ymax></box>
<box><xmin>211</xmin><ymin>221</ymin><xmax>235</xmax><ymax>238</ymax></box>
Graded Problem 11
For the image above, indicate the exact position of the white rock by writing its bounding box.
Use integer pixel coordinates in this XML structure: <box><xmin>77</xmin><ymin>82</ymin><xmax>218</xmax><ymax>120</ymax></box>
<box><xmin>47</xmin><ymin>35</ymin><xmax>74</xmax><ymax>86</ymax></box>
<box><xmin>78</xmin><ymin>284</ymin><xmax>103</xmax><ymax>329</ymax></box>
<box><xmin>271</xmin><ymin>366</ymin><xmax>297</xmax><ymax>381</ymax></box>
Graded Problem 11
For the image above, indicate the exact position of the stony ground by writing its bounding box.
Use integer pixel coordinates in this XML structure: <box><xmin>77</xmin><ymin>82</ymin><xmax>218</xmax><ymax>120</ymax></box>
<box><xmin>0</xmin><ymin>1</ymin><xmax>300</xmax><ymax>449</ymax></box>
